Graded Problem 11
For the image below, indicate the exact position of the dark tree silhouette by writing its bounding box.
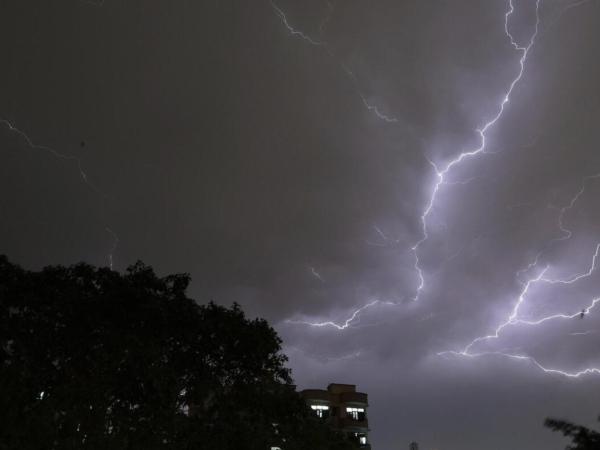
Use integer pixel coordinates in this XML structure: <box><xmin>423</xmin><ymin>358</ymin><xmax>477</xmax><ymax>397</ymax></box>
<box><xmin>545</xmin><ymin>416</ymin><xmax>600</xmax><ymax>450</ymax></box>
<box><xmin>0</xmin><ymin>256</ymin><xmax>356</xmax><ymax>450</ymax></box>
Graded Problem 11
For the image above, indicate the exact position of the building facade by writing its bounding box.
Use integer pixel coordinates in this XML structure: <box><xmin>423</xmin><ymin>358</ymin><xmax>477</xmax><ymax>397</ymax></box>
<box><xmin>301</xmin><ymin>383</ymin><xmax>370</xmax><ymax>449</ymax></box>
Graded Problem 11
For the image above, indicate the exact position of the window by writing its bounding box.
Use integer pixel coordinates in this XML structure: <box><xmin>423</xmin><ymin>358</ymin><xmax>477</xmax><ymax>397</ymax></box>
<box><xmin>346</xmin><ymin>407</ymin><xmax>365</xmax><ymax>421</ymax></box>
<box><xmin>311</xmin><ymin>404</ymin><xmax>330</xmax><ymax>418</ymax></box>
<box><xmin>353</xmin><ymin>433</ymin><xmax>367</xmax><ymax>446</ymax></box>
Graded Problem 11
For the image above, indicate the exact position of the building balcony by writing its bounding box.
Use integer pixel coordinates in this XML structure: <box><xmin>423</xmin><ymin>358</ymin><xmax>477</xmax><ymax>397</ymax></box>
<box><xmin>340</xmin><ymin>391</ymin><xmax>368</xmax><ymax>405</ymax></box>
<box><xmin>339</xmin><ymin>417</ymin><xmax>369</xmax><ymax>430</ymax></box>
<box><xmin>301</xmin><ymin>389</ymin><xmax>331</xmax><ymax>403</ymax></box>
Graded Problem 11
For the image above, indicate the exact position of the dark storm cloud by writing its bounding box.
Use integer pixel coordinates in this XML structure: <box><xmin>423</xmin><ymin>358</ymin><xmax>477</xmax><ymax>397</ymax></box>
<box><xmin>2</xmin><ymin>0</ymin><xmax>600</xmax><ymax>449</ymax></box>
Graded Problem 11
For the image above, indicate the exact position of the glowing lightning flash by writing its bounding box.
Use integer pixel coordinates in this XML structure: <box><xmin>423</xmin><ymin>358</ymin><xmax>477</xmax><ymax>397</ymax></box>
<box><xmin>280</xmin><ymin>0</ymin><xmax>600</xmax><ymax>379</ymax></box>
<box><xmin>441</xmin><ymin>170</ymin><xmax>600</xmax><ymax>377</ymax></box>
<box><xmin>452</xmin><ymin>258</ymin><xmax>600</xmax><ymax>376</ymax></box>
<box><xmin>285</xmin><ymin>299</ymin><xmax>401</xmax><ymax>330</ymax></box>
<box><xmin>411</xmin><ymin>0</ymin><xmax>541</xmax><ymax>301</ymax></box>
<box><xmin>460</xmin><ymin>266</ymin><xmax>550</xmax><ymax>355</ymax></box>
<box><xmin>286</xmin><ymin>300</ymin><xmax>380</xmax><ymax>330</ymax></box>
<box><xmin>439</xmin><ymin>283</ymin><xmax>600</xmax><ymax>378</ymax></box>
<box><xmin>415</xmin><ymin>0</ymin><xmax>600</xmax><ymax>377</ymax></box>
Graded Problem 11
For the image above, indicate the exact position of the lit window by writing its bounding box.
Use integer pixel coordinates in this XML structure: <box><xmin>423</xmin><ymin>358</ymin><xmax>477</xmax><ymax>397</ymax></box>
<box><xmin>346</xmin><ymin>407</ymin><xmax>365</xmax><ymax>421</ymax></box>
<box><xmin>311</xmin><ymin>404</ymin><xmax>330</xmax><ymax>418</ymax></box>
<box><xmin>353</xmin><ymin>433</ymin><xmax>367</xmax><ymax>446</ymax></box>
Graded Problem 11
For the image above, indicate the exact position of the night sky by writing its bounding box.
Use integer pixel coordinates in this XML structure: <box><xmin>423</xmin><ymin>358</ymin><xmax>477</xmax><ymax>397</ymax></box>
<box><xmin>2</xmin><ymin>1</ymin><xmax>600</xmax><ymax>449</ymax></box>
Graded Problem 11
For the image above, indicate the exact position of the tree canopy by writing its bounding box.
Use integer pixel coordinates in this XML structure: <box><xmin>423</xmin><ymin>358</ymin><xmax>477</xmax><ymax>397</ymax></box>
<box><xmin>545</xmin><ymin>416</ymin><xmax>600</xmax><ymax>450</ymax></box>
<box><xmin>0</xmin><ymin>256</ymin><xmax>356</xmax><ymax>450</ymax></box>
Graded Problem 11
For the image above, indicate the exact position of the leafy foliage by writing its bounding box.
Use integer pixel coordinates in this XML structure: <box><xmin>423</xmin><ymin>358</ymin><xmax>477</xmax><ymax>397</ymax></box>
<box><xmin>0</xmin><ymin>256</ymin><xmax>355</xmax><ymax>450</ymax></box>
<box><xmin>545</xmin><ymin>416</ymin><xmax>600</xmax><ymax>450</ymax></box>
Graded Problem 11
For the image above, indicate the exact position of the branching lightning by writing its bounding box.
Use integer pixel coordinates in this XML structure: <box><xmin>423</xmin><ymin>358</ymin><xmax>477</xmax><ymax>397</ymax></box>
<box><xmin>439</xmin><ymin>282</ymin><xmax>600</xmax><ymax>378</ymax></box>
<box><xmin>278</xmin><ymin>0</ymin><xmax>600</xmax><ymax>378</ymax></box>
<box><xmin>411</xmin><ymin>0</ymin><xmax>541</xmax><ymax>302</ymax></box>
<box><xmin>442</xmin><ymin>173</ymin><xmax>600</xmax><ymax>377</ymax></box>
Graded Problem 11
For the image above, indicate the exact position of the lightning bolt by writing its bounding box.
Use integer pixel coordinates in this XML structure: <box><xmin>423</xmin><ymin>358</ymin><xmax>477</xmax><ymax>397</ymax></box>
<box><xmin>569</xmin><ymin>330</ymin><xmax>597</xmax><ymax>336</ymax></box>
<box><xmin>280</xmin><ymin>0</ymin><xmax>600</xmax><ymax>381</ymax></box>
<box><xmin>439</xmin><ymin>350</ymin><xmax>600</xmax><ymax>378</ymax></box>
<box><xmin>309</xmin><ymin>266</ymin><xmax>325</xmax><ymax>282</ymax></box>
<box><xmin>514</xmin><ymin>174</ymin><xmax>600</xmax><ymax>282</ymax></box>
<box><xmin>1</xmin><ymin>118</ymin><xmax>118</xmax><ymax>268</ymax></box>
<box><xmin>269</xmin><ymin>0</ymin><xmax>401</xmax><ymax>334</ymax></box>
<box><xmin>270</xmin><ymin>0</ymin><xmax>398</xmax><ymax>123</ymax></box>
<box><xmin>411</xmin><ymin>0</ymin><xmax>541</xmax><ymax>301</ymax></box>
<box><xmin>359</xmin><ymin>92</ymin><xmax>399</xmax><ymax>123</ymax></box>
<box><xmin>285</xmin><ymin>299</ymin><xmax>401</xmax><ymax>330</ymax></box>
<box><xmin>461</xmin><ymin>266</ymin><xmax>550</xmax><ymax>355</ymax></box>
<box><xmin>270</xmin><ymin>0</ymin><xmax>324</xmax><ymax>46</ymax></box>
<box><xmin>440</xmin><ymin>166</ymin><xmax>600</xmax><ymax>377</ymax></box>
<box><xmin>540</xmin><ymin>243</ymin><xmax>600</xmax><ymax>285</ymax></box>
<box><xmin>366</xmin><ymin>224</ymin><xmax>402</xmax><ymax>248</ymax></box>
<box><xmin>105</xmin><ymin>227</ymin><xmax>119</xmax><ymax>270</ymax></box>
<box><xmin>441</xmin><ymin>191</ymin><xmax>600</xmax><ymax>376</ymax></box>
<box><xmin>1</xmin><ymin>119</ymin><xmax>95</xmax><ymax>191</ymax></box>
<box><xmin>438</xmin><ymin>287</ymin><xmax>600</xmax><ymax>378</ymax></box>
<box><xmin>282</xmin><ymin>0</ymin><xmax>542</xmax><ymax>333</ymax></box>
<box><xmin>286</xmin><ymin>299</ymin><xmax>380</xmax><ymax>330</ymax></box>
<box><xmin>554</xmin><ymin>173</ymin><xmax>600</xmax><ymax>242</ymax></box>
